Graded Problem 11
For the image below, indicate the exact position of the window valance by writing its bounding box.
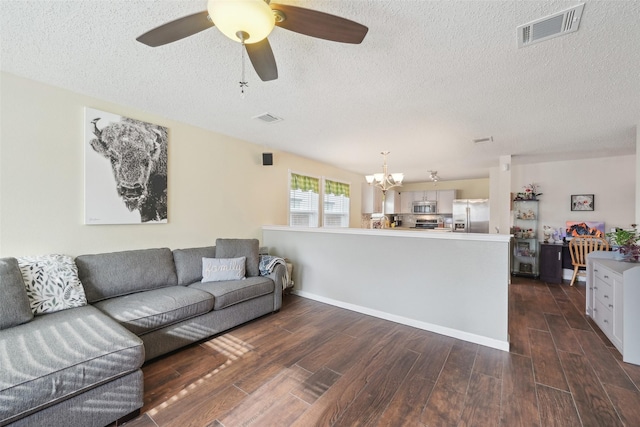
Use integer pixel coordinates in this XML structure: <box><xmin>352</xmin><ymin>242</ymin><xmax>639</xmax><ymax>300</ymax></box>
<box><xmin>291</xmin><ymin>173</ymin><xmax>319</xmax><ymax>193</ymax></box>
<box><xmin>325</xmin><ymin>179</ymin><xmax>350</xmax><ymax>197</ymax></box>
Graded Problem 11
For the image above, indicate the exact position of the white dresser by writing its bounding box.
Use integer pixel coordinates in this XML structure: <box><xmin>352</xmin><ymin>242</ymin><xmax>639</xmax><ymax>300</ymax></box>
<box><xmin>586</xmin><ymin>252</ymin><xmax>640</xmax><ymax>365</ymax></box>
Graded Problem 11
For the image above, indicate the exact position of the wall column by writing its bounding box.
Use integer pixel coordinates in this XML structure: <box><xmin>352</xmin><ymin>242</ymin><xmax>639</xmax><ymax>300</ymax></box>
<box><xmin>489</xmin><ymin>155</ymin><xmax>512</xmax><ymax>235</ymax></box>
<box><xmin>636</xmin><ymin>123</ymin><xmax>639</xmax><ymax>226</ymax></box>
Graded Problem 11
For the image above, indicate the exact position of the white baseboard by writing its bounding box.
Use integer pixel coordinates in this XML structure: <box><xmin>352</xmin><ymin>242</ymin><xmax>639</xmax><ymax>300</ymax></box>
<box><xmin>291</xmin><ymin>290</ymin><xmax>510</xmax><ymax>352</ymax></box>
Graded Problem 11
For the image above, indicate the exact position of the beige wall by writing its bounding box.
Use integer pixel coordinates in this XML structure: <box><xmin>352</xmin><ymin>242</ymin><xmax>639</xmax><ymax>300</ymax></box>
<box><xmin>0</xmin><ymin>73</ymin><xmax>363</xmax><ymax>256</ymax></box>
<box><xmin>398</xmin><ymin>178</ymin><xmax>489</xmax><ymax>199</ymax></box>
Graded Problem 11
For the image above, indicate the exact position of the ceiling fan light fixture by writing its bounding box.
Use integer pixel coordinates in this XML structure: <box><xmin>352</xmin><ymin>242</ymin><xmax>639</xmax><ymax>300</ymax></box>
<box><xmin>208</xmin><ymin>0</ymin><xmax>275</xmax><ymax>44</ymax></box>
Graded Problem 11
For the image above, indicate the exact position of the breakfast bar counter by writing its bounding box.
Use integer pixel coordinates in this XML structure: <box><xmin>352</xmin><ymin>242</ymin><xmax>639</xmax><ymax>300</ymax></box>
<box><xmin>262</xmin><ymin>226</ymin><xmax>511</xmax><ymax>351</ymax></box>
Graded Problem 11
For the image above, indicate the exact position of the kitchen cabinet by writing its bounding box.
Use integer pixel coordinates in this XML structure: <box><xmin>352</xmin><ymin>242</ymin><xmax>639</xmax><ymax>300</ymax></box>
<box><xmin>511</xmin><ymin>199</ymin><xmax>539</xmax><ymax>277</ymax></box>
<box><xmin>540</xmin><ymin>243</ymin><xmax>563</xmax><ymax>284</ymax></box>
<box><xmin>424</xmin><ymin>190</ymin><xmax>437</xmax><ymax>202</ymax></box>
<box><xmin>398</xmin><ymin>190</ymin><xmax>457</xmax><ymax>214</ymax></box>
<box><xmin>436</xmin><ymin>190</ymin><xmax>456</xmax><ymax>214</ymax></box>
<box><xmin>408</xmin><ymin>190</ymin><xmax>437</xmax><ymax>203</ymax></box>
<box><xmin>397</xmin><ymin>191</ymin><xmax>412</xmax><ymax>213</ymax></box>
<box><xmin>361</xmin><ymin>183</ymin><xmax>379</xmax><ymax>214</ymax></box>
<box><xmin>361</xmin><ymin>183</ymin><xmax>399</xmax><ymax>214</ymax></box>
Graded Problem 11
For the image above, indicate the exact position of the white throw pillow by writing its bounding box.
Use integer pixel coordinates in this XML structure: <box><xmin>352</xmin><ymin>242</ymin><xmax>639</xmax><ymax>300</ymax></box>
<box><xmin>17</xmin><ymin>254</ymin><xmax>87</xmax><ymax>315</ymax></box>
<box><xmin>202</xmin><ymin>257</ymin><xmax>246</xmax><ymax>282</ymax></box>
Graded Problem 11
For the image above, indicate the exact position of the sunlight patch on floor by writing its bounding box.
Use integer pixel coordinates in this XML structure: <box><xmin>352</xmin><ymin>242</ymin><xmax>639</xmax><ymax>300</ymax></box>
<box><xmin>147</xmin><ymin>333</ymin><xmax>253</xmax><ymax>417</ymax></box>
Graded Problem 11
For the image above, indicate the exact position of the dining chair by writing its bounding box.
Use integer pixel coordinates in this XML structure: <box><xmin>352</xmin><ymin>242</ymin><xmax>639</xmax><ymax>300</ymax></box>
<box><xmin>568</xmin><ymin>236</ymin><xmax>610</xmax><ymax>286</ymax></box>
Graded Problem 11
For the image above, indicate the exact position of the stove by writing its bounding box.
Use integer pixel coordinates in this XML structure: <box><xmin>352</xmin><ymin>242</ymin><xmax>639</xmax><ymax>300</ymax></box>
<box><xmin>414</xmin><ymin>219</ymin><xmax>439</xmax><ymax>229</ymax></box>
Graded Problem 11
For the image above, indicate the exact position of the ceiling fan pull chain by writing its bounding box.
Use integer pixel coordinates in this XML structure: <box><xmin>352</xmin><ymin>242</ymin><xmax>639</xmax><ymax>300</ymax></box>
<box><xmin>239</xmin><ymin>40</ymin><xmax>248</xmax><ymax>98</ymax></box>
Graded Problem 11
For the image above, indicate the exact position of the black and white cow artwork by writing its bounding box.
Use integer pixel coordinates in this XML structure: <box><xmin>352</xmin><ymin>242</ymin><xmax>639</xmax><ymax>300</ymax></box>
<box><xmin>89</xmin><ymin>116</ymin><xmax>168</xmax><ymax>223</ymax></box>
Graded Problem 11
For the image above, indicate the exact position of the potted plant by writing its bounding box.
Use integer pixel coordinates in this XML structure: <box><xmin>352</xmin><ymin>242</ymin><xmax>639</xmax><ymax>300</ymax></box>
<box><xmin>515</xmin><ymin>183</ymin><xmax>542</xmax><ymax>200</ymax></box>
<box><xmin>607</xmin><ymin>225</ymin><xmax>639</xmax><ymax>262</ymax></box>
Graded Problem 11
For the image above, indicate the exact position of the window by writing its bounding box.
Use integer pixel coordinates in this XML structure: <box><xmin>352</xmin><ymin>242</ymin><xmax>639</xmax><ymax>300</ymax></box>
<box><xmin>323</xmin><ymin>179</ymin><xmax>350</xmax><ymax>228</ymax></box>
<box><xmin>289</xmin><ymin>173</ymin><xmax>319</xmax><ymax>227</ymax></box>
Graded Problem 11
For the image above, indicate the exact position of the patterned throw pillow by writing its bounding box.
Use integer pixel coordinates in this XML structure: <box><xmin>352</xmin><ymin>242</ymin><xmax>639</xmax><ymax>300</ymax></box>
<box><xmin>16</xmin><ymin>254</ymin><xmax>87</xmax><ymax>315</ymax></box>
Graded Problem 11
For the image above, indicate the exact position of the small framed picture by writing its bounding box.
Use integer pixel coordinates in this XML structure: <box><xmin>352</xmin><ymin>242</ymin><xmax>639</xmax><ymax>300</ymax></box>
<box><xmin>571</xmin><ymin>194</ymin><xmax>594</xmax><ymax>211</ymax></box>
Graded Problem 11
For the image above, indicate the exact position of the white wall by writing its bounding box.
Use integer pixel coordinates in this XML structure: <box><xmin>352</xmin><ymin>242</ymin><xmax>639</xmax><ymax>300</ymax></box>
<box><xmin>0</xmin><ymin>72</ymin><xmax>363</xmax><ymax>256</ymax></box>
<box><xmin>637</xmin><ymin>123</ymin><xmax>640</xmax><ymax>226</ymax></box>
<box><xmin>511</xmin><ymin>155</ymin><xmax>636</xmax><ymax>239</ymax></box>
<box><xmin>489</xmin><ymin>155</ymin><xmax>512</xmax><ymax>236</ymax></box>
<box><xmin>264</xmin><ymin>226</ymin><xmax>510</xmax><ymax>350</ymax></box>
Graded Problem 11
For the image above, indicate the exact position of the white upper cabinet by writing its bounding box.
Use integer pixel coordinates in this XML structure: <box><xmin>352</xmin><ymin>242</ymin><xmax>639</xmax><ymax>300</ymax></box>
<box><xmin>362</xmin><ymin>183</ymin><xmax>400</xmax><ymax>214</ymax></box>
<box><xmin>395</xmin><ymin>190</ymin><xmax>458</xmax><ymax>214</ymax></box>
<box><xmin>436</xmin><ymin>190</ymin><xmax>457</xmax><ymax>214</ymax></box>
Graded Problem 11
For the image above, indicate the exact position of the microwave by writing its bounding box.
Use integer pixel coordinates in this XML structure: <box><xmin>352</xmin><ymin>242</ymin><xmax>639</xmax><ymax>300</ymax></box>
<box><xmin>412</xmin><ymin>200</ymin><xmax>437</xmax><ymax>214</ymax></box>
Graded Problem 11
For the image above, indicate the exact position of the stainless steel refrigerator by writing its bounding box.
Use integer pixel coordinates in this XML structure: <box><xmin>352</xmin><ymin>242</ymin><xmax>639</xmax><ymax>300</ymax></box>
<box><xmin>452</xmin><ymin>199</ymin><xmax>490</xmax><ymax>233</ymax></box>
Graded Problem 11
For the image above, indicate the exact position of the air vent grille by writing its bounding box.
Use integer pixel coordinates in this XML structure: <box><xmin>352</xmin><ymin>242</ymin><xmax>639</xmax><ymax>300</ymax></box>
<box><xmin>517</xmin><ymin>3</ymin><xmax>584</xmax><ymax>48</ymax></box>
<box><xmin>253</xmin><ymin>112</ymin><xmax>283</xmax><ymax>123</ymax></box>
<box><xmin>522</xmin><ymin>26</ymin><xmax>531</xmax><ymax>44</ymax></box>
<box><xmin>473</xmin><ymin>136</ymin><xmax>493</xmax><ymax>144</ymax></box>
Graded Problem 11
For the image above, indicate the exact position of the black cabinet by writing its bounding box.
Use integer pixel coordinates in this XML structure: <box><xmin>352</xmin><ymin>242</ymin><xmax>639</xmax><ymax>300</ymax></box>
<box><xmin>540</xmin><ymin>243</ymin><xmax>563</xmax><ymax>284</ymax></box>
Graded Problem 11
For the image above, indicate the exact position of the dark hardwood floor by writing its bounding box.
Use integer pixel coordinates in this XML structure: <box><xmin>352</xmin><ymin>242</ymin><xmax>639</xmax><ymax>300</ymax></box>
<box><xmin>123</xmin><ymin>277</ymin><xmax>640</xmax><ymax>426</ymax></box>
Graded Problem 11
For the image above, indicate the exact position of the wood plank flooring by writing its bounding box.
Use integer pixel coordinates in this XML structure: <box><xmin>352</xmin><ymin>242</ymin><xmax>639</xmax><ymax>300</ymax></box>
<box><xmin>122</xmin><ymin>277</ymin><xmax>640</xmax><ymax>426</ymax></box>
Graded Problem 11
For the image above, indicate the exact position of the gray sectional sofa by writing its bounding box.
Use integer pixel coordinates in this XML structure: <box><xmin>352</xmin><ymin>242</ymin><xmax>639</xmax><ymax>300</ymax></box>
<box><xmin>0</xmin><ymin>239</ymin><xmax>286</xmax><ymax>427</ymax></box>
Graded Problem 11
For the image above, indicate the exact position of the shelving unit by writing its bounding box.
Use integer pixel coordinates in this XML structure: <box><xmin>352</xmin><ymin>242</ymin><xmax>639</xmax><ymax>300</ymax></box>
<box><xmin>512</xmin><ymin>199</ymin><xmax>539</xmax><ymax>277</ymax></box>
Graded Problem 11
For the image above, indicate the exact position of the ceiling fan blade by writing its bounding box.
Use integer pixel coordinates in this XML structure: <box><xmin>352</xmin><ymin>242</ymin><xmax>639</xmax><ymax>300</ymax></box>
<box><xmin>245</xmin><ymin>39</ymin><xmax>278</xmax><ymax>81</ymax></box>
<box><xmin>271</xmin><ymin>4</ymin><xmax>368</xmax><ymax>44</ymax></box>
<box><xmin>136</xmin><ymin>11</ymin><xmax>213</xmax><ymax>47</ymax></box>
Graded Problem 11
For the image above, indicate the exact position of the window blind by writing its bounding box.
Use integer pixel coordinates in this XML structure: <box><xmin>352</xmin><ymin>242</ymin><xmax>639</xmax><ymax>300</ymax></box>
<box><xmin>289</xmin><ymin>173</ymin><xmax>320</xmax><ymax>227</ymax></box>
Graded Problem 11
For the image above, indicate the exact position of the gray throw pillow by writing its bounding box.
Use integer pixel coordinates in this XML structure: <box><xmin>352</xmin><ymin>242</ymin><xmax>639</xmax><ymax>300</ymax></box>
<box><xmin>202</xmin><ymin>257</ymin><xmax>246</xmax><ymax>282</ymax></box>
<box><xmin>215</xmin><ymin>239</ymin><xmax>259</xmax><ymax>277</ymax></box>
<box><xmin>0</xmin><ymin>257</ymin><xmax>33</xmax><ymax>329</ymax></box>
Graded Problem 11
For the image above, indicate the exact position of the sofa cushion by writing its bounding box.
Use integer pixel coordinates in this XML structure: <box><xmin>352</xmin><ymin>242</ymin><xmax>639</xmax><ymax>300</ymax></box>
<box><xmin>93</xmin><ymin>286</ymin><xmax>214</xmax><ymax>335</ymax></box>
<box><xmin>16</xmin><ymin>254</ymin><xmax>87</xmax><ymax>315</ymax></box>
<box><xmin>76</xmin><ymin>247</ymin><xmax>178</xmax><ymax>303</ymax></box>
<box><xmin>0</xmin><ymin>305</ymin><xmax>144</xmax><ymax>425</ymax></box>
<box><xmin>215</xmin><ymin>238</ymin><xmax>260</xmax><ymax>277</ymax></box>
<box><xmin>173</xmin><ymin>246</ymin><xmax>216</xmax><ymax>286</ymax></box>
<box><xmin>190</xmin><ymin>276</ymin><xmax>274</xmax><ymax>310</ymax></box>
<box><xmin>0</xmin><ymin>257</ymin><xmax>33</xmax><ymax>330</ymax></box>
<box><xmin>202</xmin><ymin>257</ymin><xmax>246</xmax><ymax>282</ymax></box>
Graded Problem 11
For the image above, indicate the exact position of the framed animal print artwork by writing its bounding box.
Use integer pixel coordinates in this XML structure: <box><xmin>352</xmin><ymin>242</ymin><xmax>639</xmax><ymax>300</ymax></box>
<box><xmin>84</xmin><ymin>107</ymin><xmax>168</xmax><ymax>224</ymax></box>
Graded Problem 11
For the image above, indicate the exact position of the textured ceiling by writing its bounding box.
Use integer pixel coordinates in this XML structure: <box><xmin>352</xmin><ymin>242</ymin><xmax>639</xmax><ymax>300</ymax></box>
<box><xmin>1</xmin><ymin>0</ymin><xmax>638</xmax><ymax>182</ymax></box>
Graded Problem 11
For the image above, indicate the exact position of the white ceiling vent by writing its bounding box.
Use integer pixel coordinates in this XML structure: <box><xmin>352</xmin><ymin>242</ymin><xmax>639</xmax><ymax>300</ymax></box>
<box><xmin>252</xmin><ymin>112</ymin><xmax>283</xmax><ymax>124</ymax></box>
<box><xmin>473</xmin><ymin>136</ymin><xmax>493</xmax><ymax>144</ymax></box>
<box><xmin>517</xmin><ymin>3</ymin><xmax>585</xmax><ymax>48</ymax></box>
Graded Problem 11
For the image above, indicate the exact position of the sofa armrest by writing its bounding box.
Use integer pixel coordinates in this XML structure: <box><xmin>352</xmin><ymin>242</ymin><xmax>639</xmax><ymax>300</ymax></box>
<box><xmin>267</xmin><ymin>263</ymin><xmax>286</xmax><ymax>311</ymax></box>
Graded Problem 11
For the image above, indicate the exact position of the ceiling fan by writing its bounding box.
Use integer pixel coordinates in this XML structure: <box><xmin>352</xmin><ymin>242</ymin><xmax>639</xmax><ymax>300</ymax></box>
<box><xmin>136</xmin><ymin>0</ymin><xmax>369</xmax><ymax>82</ymax></box>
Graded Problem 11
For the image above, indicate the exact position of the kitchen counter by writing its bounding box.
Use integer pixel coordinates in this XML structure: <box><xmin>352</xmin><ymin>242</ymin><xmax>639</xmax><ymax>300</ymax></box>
<box><xmin>281</xmin><ymin>226</ymin><xmax>504</xmax><ymax>241</ymax></box>
<box><xmin>262</xmin><ymin>226</ymin><xmax>510</xmax><ymax>351</ymax></box>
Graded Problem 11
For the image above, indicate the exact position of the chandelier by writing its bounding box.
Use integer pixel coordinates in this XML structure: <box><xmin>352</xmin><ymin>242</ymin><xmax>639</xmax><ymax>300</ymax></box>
<box><xmin>365</xmin><ymin>151</ymin><xmax>404</xmax><ymax>227</ymax></box>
